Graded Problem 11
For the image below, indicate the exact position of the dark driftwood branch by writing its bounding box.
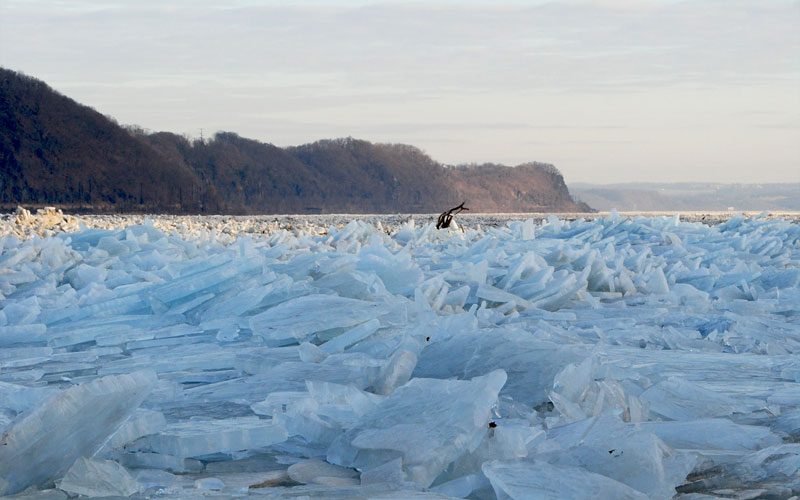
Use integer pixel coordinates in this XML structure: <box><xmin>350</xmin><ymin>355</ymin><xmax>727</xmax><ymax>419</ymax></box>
<box><xmin>436</xmin><ymin>201</ymin><xmax>469</xmax><ymax>229</ymax></box>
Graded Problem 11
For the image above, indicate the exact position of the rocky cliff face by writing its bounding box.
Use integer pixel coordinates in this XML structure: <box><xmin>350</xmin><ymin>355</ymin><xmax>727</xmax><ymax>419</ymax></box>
<box><xmin>449</xmin><ymin>163</ymin><xmax>591</xmax><ymax>213</ymax></box>
<box><xmin>1</xmin><ymin>68</ymin><xmax>589</xmax><ymax>214</ymax></box>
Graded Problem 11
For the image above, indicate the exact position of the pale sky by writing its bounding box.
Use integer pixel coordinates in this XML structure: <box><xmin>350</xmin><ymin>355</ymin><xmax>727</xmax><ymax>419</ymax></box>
<box><xmin>1</xmin><ymin>0</ymin><xmax>798</xmax><ymax>184</ymax></box>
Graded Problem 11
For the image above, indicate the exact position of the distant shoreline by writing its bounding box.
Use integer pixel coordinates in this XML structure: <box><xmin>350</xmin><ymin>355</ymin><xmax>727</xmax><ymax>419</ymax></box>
<box><xmin>3</xmin><ymin>208</ymin><xmax>799</xmax><ymax>240</ymax></box>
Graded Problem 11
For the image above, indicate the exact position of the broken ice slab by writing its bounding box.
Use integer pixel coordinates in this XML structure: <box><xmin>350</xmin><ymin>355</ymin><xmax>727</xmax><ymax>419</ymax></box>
<box><xmin>249</xmin><ymin>294</ymin><xmax>390</xmax><ymax>343</ymax></box>
<box><xmin>507</xmin><ymin>267</ymin><xmax>555</xmax><ymax>300</ymax></box>
<box><xmin>253</xmin><ymin>381</ymin><xmax>383</xmax><ymax>447</ymax></box>
<box><xmin>356</xmin><ymin>243</ymin><xmax>423</xmax><ymax>295</ymax></box>
<box><xmin>543</xmin><ymin>414</ymin><xmax>695</xmax><ymax>498</ymax></box>
<box><xmin>0</xmin><ymin>488</ymin><xmax>69</xmax><ymax>499</ymax></box>
<box><xmin>56</xmin><ymin>457</ymin><xmax>141</xmax><ymax>497</ymax></box>
<box><xmin>306</xmin><ymin>380</ymin><xmax>383</xmax><ymax>425</ymax></box>
<box><xmin>432</xmin><ymin>473</ymin><xmax>493</xmax><ymax>498</ymax></box>
<box><xmin>773</xmin><ymin>409</ymin><xmax>800</xmax><ymax>440</ymax></box>
<box><xmin>414</xmin><ymin>328</ymin><xmax>584</xmax><ymax>406</ymax></box>
<box><xmin>496</xmin><ymin>251</ymin><xmax>547</xmax><ymax>291</ymax></box>
<box><xmin>124</xmin><ymin>331</ymin><xmax>213</xmax><ymax>351</ymax></box>
<box><xmin>475</xmin><ymin>283</ymin><xmax>535</xmax><ymax>310</ymax></box>
<box><xmin>184</xmin><ymin>353</ymin><xmax>385</xmax><ymax>408</ymax></box>
<box><xmin>0</xmin><ymin>242</ymin><xmax>37</xmax><ymax>270</ymax></box>
<box><xmin>639</xmin><ymin>377</ymin><xmax>746</xmax><ymax>420</ymax></box>
<box><xmin>587</xmin><ymin>347</ymin><xmax>794</xmax><ymax>410</ymax></box>
<box><xmin>0</xmin><ymin>346</ymin><xmax>51</xmax><ymax>364</ymax></box>
<box><xmin>678</xmin><ymin>444</ymin><xmax>800</xmax><ymax>495</ymax></box>
<box><xmin>443</xmin><ymin>259</ymin><xmax>489</xmax><ymax>285</ymax></box>
<box><xmin>43</xmin><ymin>312</ymin><xmax>184</xmax><ymax>342</ymax></box>
<box><xmin>132</xmin><ymin>468</ymin><xmax>183</xmax><ymax>492</ymax></box>
<box><xmin>730</xmin><ymin>444</ymin><xmax>800</xmax><ymax>487</ymax></box>
<box><xmin>304</xmin><ymin>340</ymin><xmax>336</xmax><ymax>363</ymax></box>
<box><xmin>95</xmin><ymin>408</ymin><xmax>167</xmax><ymax>455</ymax></box>
<box><xmin>327</xmin><ymin>370</ymin><xmax>507</xmax><ymax>488</ymax></box>
<box><xmin>98</xmin><ymin>345</ymin><xmax>238</xmax><ymax>376</ymax></box>
<box><xmin>548</xmin><ymin>357</ymin><xmax>648</xmax><ymax>423</ymax></box>
<box><xmin>194</xmin><ymin>477</ymin><xmax>226</xmax><ymax>491</ymax></box>
<box><xmin>443</xmin><ymin>418</ymin><xmax>545</xmax><ymax>482</ymax></box>
<box><xmin>312</xmin><ymin>269</ymin><xmax>388</xmax><ymax>302</ymax></box>
<box><xmin>42</xmin><ymin>293</ymin><xmax>150</xmax><ymax>325</ymax></box>
<box><xmin>482</xmin><ymin>459</ymin><xmax>648</xmax><ymax>500</ymax></box>
<box><xmin>320</xmin><ymin>319</ymin><xmax>381</xmax><ymax>354</ymax></box>
<box><xmin>531</xmin><ymin>268</ymin><xmax>591</xmax><ymax>311</ymax></box>
<box><xmin>0</xmin><ymin>371</ymin><xmax>156</xmax><ymax>495</ymax></box>
<box><xmin>0</xmin><ymin>381</ymin><xmax>57</xmax><ymax>414</ymax></box>
<box><xmin>247</xmin><ymin>482</ymin><xmax>458</xmax><ymax>499</ymax></box>
<box><xmin>158</xmin><ymin>368</ymin><xmax>242</xmax><ymax>386</ymax></box>
<box><xmin>637</xmin><ymin>419</ymin><xmax>782</xmax><ymax>452</ymax></box>
<box><xmin>147</xmin><ymin>257</ymin><xmax>261</xmax><ymax>306</ymax></box>
<box><xmin>131</xmin><ymin>416</ymin><xmax>288</xmax><ymax>458</ymax></box>
<box><xmin>0</xmin><ymin>324</ymin><xmax>47</xmax><ymax>346</ymax></box>
<box><xmin>116</xmin><ymin>451</ymin><xmax>203</xmax><ymax>473</ymax></box>
<box><xmin>359</xmin><ymin>457</ymin><xmax>406</xmax><ymax>487</ymax></box>
<box><xmin>288</xmin><ymin>459</ymin><xmax>359</xmax><ymax>486</ymax></box>
<box><xmin>0</xmin><ymin>369</ymin><xmax>46</xmax><ymax>384</ymax></box>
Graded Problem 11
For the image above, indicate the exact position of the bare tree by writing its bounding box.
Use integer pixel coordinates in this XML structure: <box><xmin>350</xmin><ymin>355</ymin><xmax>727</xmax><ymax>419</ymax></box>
<box><xmin>436</xmin><ymin>201</ymin><xmax>469</xmax><ymax>229</ymax></box>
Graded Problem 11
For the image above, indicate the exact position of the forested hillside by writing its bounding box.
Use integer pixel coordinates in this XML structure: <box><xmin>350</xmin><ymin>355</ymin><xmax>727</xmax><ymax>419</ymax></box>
<box><xmin>1</xmin><ymin>68</ymin><xmax>588</xmax><ymax>214</ymax></box>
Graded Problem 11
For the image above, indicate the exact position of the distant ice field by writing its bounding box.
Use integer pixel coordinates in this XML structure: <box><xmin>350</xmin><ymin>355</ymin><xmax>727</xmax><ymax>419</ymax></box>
<box><xmin>0</xmin><ymin>212</ymin><xmax>798</xmax><ymax>498</ymax></box>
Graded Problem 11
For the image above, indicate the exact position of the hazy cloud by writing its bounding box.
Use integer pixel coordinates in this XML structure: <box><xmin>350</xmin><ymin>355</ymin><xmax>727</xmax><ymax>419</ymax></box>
<box><xmin>1</xmin><ymin>0</ymin><xmax>798</xmax><ymax>183</ymax></box>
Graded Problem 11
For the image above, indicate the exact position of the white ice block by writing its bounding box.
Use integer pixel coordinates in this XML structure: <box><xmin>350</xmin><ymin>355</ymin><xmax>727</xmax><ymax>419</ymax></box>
<box><xmin>95</xmin><ymin>408</ymin><xmax>167</xmax><ymax>455</ymax></box>
<box><xmin>0</xmin><ymin>371</ymin><xmax>156</xmax><ymax>495</ymax></box>
<box><xmin>415</xmin><ymin>328</ymin><xmax>584</xmax><ymax>406</ymax></box>
<box><xmin>57</xmin><ymin>457</ymin><xmax>141</xmax><ymax>497</ymax></box>
<box><xmin>356</xmin><ymin>243</ymin><xmax>422</xmax><ymax>295</ymax></box>
<box><xmin>328</xmin><ymin>370</ymin><xmax>507</xmax><ymax>487</ymax></box>
<box><xmin>639</xmin><ymin>377</ymin><xmax>742</xmax><ymax>420</ymax></box>
<box><xmin>288</xmin><ymin>459</ymin><xmax>359</xmax><ymax>486</ymax></box>
<box><xmin>482</xmin><ymin>459</ymin><xmax>648</xmax><ymax>500</ymax></box>
<box><xmin>132</xmin><ymin>416</ymin><xmax>288</xmax><ymax>458</ymax></box>
<box><xmin>320</xmin><ymin>319</ymin><xmax>381</xmax><ymax>354</ymax></box>
<box><xmin>637</xmin><ymin>419</ymin><xmax>781</xmax><ymax>452</ymax></box>
<box><xmin>249</xmin><ymin>295</ymin><xmax>389</xmax><ymax>343</ymax></box>
<box><xmin>544</xmin><ymin>414</ymin><xmax>695</xmax><ymax>498</ymax></box>
<box><xmin>0</xmin><ymin>324</ymin><xmax>47</xmax><ymax>346</ymax></box>
<box><xmin>117</xmin><ymin>451</ymin><xmax>203</xmax><ymax>473</ymax></box>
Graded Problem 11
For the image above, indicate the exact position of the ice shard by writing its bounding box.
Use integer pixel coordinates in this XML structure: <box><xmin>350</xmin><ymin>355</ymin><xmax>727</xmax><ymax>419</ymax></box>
<box><xmin>0</xmin><ymin>371</ymin><xmax>156</xmax><ymax>495</ymax></box>
<box><xmin>328</xmin><ymin>370</ymin><xmax>507</xmax><ymax>487</ymax></box>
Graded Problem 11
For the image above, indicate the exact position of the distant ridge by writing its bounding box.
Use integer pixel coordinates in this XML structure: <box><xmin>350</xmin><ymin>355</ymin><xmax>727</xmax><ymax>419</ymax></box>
<box><xmin>0</xmin><ymin>68</ymin><xmax>590</xmax><ymax>214</ymax></box>
<box><xmin>572</xmin><ymin>182</ymin><xmax>800</xmax><ymax>212</ymax></box>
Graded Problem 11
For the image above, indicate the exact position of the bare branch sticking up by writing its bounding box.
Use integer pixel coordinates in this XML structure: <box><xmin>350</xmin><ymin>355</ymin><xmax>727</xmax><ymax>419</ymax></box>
<box><xmin>436</xmin><ymin>202</ymin><xmax>469</xmax><ymax>229</ymax></box>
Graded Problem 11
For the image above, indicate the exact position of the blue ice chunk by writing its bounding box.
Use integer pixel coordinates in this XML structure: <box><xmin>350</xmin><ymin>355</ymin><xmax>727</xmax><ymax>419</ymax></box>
<box><xmin>415</xmin><ymin>328</ymin><xmax>584</xmax><ymax>406</ymax></box>
<box><xmin>0</xmin><ymin>371</ymin><xmax>156</xmax><ymax>495</ymax></box>
<box><xmin>149</xmin><ymin>258</ymin><xmax>260</xmax><ymax>305</ymax></box>
<box><xmin>544</xmin><ymin>414</ymin><xmax>695</xmax><ymax>498</ymax></box>
<box><xmin>132</xmin><ymin>417</ymin><xmax>287</xmax><ymax>458</ymax></box>
<box><xmin>320</xmin><ymin>319</ymin><xmax>381</xmax><ymax>354</ymax></box>
<box><xmin>57</xmin><ymin>457</ymin><xmax>141</xmax><ymax>497</ymax></box>
<box><xmin>117</xmin><ymin>451</ymin><xmax>203</xmax><ymax>473</ymax></box>
<box><xmin>249</xmin><ymin>295</ymin><xmax>390</xmax><ymax>343</ymax></box>
<box><xmin>640</xmin><ymin>377</ymin><xmax>750</xmax><ymax>420</ymax></box>
<box><xmin>328</xmin><ymin>370</ymin><xmax>506</xmax><ymax>487</ymax></box>
<box><xmin>0</xmin><ymin>381</ymin><xmax>57</xmax><ymax>416</ymax></box>
<box><xmin>313</xmin><ymin>270</ymin><xmax>388</xmax><ymax>301</ymax></box>
<box><xmin>637</xmin><ymin>419</ymin><xmax>781</xmax><ymax>452</ymax></box>
<box><xmin>0</xmin><ymin>324</ymin><xmax>47</xmax><ymax>346</ymax></box>
<box><xmin>357</xmin><ymin>244</ymin><xmax>422</xmax><ymax>295</ymax></box>
<box><xmin>96</xmin><ymin>408</ymin><xmax>167</xmax><ymax>455</ymax></box>
<box><xmin>482</xmin><ymin>459</ymin><xmax>648</xmax><ymax>500</ymax></box>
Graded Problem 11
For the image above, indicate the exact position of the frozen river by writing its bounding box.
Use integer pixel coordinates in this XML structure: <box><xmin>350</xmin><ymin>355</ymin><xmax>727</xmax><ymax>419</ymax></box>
<box><xmin>0</xmin><ymin>209</ymin><xmax>798</xmax><ymax>498</ymax></box>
